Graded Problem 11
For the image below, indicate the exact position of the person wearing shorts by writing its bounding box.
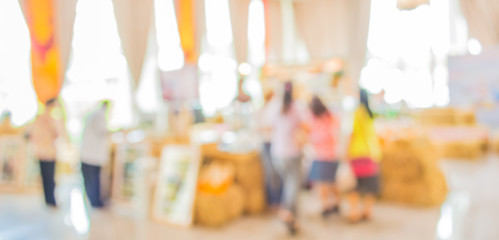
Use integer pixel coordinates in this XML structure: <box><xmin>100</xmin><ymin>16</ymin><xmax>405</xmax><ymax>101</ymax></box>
<box><xmin>347</xmin><ymin>89</ymin><xmax>381</xmax><ymax>223</ymax></box>
<box><xmin>307</xmin><ymin>96</ymin><xmax>341</xmax><ymax>218</ymax></box>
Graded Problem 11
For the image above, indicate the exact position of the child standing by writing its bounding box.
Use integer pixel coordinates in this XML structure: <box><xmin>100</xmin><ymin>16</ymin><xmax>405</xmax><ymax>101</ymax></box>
<box><xmin>346</xmin><ymin>89</ymin><xmax>381</xmax><ymax>223</ymax></box>
<box><xmin>307</xmin><ymin>96</ymin><xmax>341</xmax><ymax>218</ymax></box>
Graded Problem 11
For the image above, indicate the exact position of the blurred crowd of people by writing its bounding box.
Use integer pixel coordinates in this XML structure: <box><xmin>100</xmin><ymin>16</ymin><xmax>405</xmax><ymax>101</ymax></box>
<box><xmin>259</xmin><ymin>82</ymin><xmax>381</xmax><ymax>235</ymax></box>
<box><xmin>1</xmin><ymin>80</ymin><xmax>381</xmax><ymax>236</ymax></box>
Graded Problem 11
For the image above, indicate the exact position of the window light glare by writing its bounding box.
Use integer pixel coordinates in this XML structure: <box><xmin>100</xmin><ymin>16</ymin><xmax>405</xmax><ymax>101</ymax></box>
<box><xmin>238</xmin><ymin>63</ymin><xmax>252</xmax><ymax>76</ymax></box>
<box><xmin>467</xmin><ymin>38</ymin><xmax>482</xmax><ymax>55</ymax></box>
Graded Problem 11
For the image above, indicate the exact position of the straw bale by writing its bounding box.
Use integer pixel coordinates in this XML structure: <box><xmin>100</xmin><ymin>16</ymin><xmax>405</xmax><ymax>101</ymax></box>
<box><xmin>436</xmin><ymin>140</ymin><xmax>483</xmax><ymax>160</ymax></box>
<box><xmin>195</xmin><ymin>184</ymin><xmax>245</xmax><ymax>227</ymax></box>
<box><xmin>381</xmin><ymin>136</ymin><xmax>448</xmax><ymax>206</ymax></box>
<box><xmin>418</xmin><ymin>108</ymin><xmax>476</xmax><ymax>126</ymax></box>
<box><xmin>244</xmin><ymin>188</ymin><xmax>265</xmax><ymax>215</ymax></box>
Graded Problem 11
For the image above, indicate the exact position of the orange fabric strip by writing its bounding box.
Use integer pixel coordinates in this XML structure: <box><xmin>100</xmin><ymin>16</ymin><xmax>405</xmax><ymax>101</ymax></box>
<box><xmin>24</xmin><ymin>0</ymin><xmax>61</xmax><ymax>104</ymax></box>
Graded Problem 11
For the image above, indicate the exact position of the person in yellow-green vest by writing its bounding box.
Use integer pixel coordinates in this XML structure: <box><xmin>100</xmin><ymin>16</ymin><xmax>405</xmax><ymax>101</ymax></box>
<box><xmin>346</xmin><ymin>89</ymin><xmax>382</xmax><ymax>223</ymax></box>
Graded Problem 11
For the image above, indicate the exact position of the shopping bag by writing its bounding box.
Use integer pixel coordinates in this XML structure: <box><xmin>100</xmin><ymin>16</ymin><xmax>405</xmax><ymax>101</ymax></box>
<box><xmin>337</xmin><ymin>161</ymin><xmax>357</xmax><ymax>192</ymax></box>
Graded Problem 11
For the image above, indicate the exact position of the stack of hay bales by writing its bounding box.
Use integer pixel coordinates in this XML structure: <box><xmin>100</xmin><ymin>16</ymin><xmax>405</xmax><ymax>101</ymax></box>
<box><xmin>428</xmin><ymin>126</ymin><xmax>488</xmax><ymax>160</ymax></box>
<box><xmin>454</xmin><ymin>109</ymin><xmax>477</xmax><ymax>126</ymax></box>
<box><xmin>201</xmin><ymin>148</ymin><xmax>266</xmax><ymax>215</ymax></box>
<box><xmin>418</xmin><ymin>107</ymin><xmax>487</xmax><ymax>159</ymax></box>
<box><xmin>231</xmin><ymin>152</ymin><xmax>265</xmax><ymax>214</ymax></box>
<box><xmin>435</xmin><ymin>140</ymin><xmax>483</xmax><ymax>159</ymax></box>
<box><xmin>492</xmin><ymin>131</ymin><xmax>499</xmax><ymax>154</ymax></box>
<box><xmin>381</xmin><ymin>135</ymin><xmax>448</xmax><ymax>206</ymax></box>
<box><xmin>417</xmin><ymin>108</ymin><xmax>476</xmax><ymax>126</ymax></box>
<box><xmin>195</xmin><ymin>162</ymin><xmax>246</xmax><ymax>227</ymax></box>
<box><xmin>195</xmin><ymin>185</ymin><xmax>245</xmax><ymax>227</ymax></box>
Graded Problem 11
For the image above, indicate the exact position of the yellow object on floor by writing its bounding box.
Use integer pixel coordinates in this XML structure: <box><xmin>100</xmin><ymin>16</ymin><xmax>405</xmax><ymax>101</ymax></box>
<box><xmin>195</xmin><ymin>184</ymin><xmax>245</xmax><ymax>227</ymax></box>
<box><xmin>381</xmin><ymin>136</ymin><xmax>448</xmax><ymax>207</ymax></box>
<box><xmin>200</xmin><ymin>146</ymin><xmax>265</xmax><ymax>215</ymax></box>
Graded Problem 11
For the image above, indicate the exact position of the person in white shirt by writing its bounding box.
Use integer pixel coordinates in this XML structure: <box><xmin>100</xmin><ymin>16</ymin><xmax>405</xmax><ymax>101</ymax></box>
<box><xmin>80</xmin><ymin>101</ymin><xmax>110</xmax><ymax>208</ymax></box>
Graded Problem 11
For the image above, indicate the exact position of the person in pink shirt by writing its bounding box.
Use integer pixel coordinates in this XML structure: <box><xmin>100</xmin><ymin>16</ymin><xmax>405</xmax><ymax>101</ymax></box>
<box><xmin>307</xmin><ymin>96</ymin><xmax>341</xmax><ymax>218</ymax></box>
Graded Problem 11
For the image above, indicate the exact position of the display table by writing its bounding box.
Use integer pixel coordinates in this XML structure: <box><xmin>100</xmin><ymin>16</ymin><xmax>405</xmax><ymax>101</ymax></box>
<box><xmin>191</xmin><ymin>125</ymin><xmax>265</xmax><ymax>227</ymax></box>
<box><xmin>105</xmin><ymin>125</ymin><xmax>265</xmax><ymax>227</ymax></box>
<box><xmin>201</xmin><ymin>146</ymin><xmax>265</xmax><ymax>215</ymax></box>
<box><xmin>415</xmin><ymin>107</ymin><xmax>489</xmax><ymax>159</ymax></box>
<box><xmin>417</xmin><ymin>107</ymin><xmax>476</xmax><ymax>126</ymax></box>
<box><xmin>195</xmin><ymin>162</ymin><xmax>245</xmax><ymax>227</ymax></box>
<box><xmin>427</xmin><ymin>126</ymin><xmax>489</xmax><ymax>159</ymax></box>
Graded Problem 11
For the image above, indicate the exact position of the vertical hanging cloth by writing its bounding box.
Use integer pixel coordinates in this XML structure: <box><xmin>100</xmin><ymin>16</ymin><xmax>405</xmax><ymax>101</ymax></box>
<box><xmin>345</xmin><ymin>0</ymin><xmax>371</xmax><ymax>94</ymax></box>
<box><xmin>229</xmin><ymin>0</ymin><xmax>251</xmax><ymax>64</ymax></box>
<box><xmin>263</xmin><ymin>0</ymin><xmax>283</xmax><ymax>64</ymax></box>
<box><xmin>460</xmin><ymin>0</ymin><xmax>499</xmax><ymax>47</ymax></box>
<box><xmin>54</xmin><ymin>0</ymin><xmax>77</xmax><ymax>85</ymax></box>
<box><xmin>112</xmin><ymin>0</ymin><xmax>154</xmax><ymax>86</ymax></box>
<box><xmin>397</xmin><ymin>0</ymin><xmax>429</xmax><ymax>10</ymax></box>
<box><xmin>19</xmin><ymin>0</ymin><xmax>76</xmax><ymax>104</ymax></box>
<box><xmin>293</xmin><ymin>0</ymin><xmax>371</xmax><ymax>93</ymax></box>
<box><xmin>194</xmin><ymin>0</ymin><xmax>206</xmax><ymax>61</ymax></box>
<box><xmin>294</xmin><ymin>0</ymin><xmax>349</xmax><ymax>60</ymax></box>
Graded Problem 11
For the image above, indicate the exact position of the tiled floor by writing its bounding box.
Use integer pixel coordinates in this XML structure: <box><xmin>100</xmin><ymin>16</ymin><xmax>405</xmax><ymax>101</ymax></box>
<box><xmin>1</xmin><ymin>156</ymin><xmax>498</xmax><ymax>240</ymax></box>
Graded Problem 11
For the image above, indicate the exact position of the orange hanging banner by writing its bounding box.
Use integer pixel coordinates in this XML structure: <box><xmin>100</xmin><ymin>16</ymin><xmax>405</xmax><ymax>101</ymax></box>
<box><xmin>175</xmin><ymin>0</ymin><xmax>197</xmax><ymax>64</ymax></box>
<box><xmin>23</xmin><ymin>0</ymin><xmax>61</xmax><ymax>104</ymax></box>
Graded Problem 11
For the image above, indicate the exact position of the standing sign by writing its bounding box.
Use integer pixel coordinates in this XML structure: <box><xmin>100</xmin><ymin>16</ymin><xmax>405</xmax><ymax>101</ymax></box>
<box><xmin>152</xmin><ymin>145</ymin><xmax>200</xmax><ymax>227</ymax></box>
<box><xmin>112</xmin><ymin>143</ymin><xmax>150</xmax><ymax>207</ymax></box>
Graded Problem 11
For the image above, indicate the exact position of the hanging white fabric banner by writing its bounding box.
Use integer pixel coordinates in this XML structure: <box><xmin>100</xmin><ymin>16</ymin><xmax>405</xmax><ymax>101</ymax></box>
<box><xmin>294</xmin><ymin>0</ymin><xmax>370</xmax><ymax>91</ymax></box>
<box><xmin>397</xmin><ymin>0</ymin><xmax>429</xmax><ymax>10</ymax></box>
<box><xmin>460</xmin><ymin>0</ymin><xmax>499</xmax><ymax>47</ymax></box>
<box><xmin>113</xmin><ymin>0</ymin><xmax>154</xmax><ymax>85</ymax></box>
<box><xmin>229</xmin><ymin>0</ymin><xmax>251</xmax><ymax>64</ymax></box>
<box><xmin>54</xmin><ymin>0</ymin><xmax>78</xmax><ymax>82</ymax></box>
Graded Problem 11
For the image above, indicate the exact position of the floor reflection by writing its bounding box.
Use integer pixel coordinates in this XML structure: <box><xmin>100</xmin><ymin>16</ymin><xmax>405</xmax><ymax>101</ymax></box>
<box><xmin>0</xmin><ymin>156</ymin><xmax>498</xmax><ymax>240</ymax></box>
<box><xmin>70</xmin><ymin>188</ymin><xmax>90</xmax><ymax>236</ymax></box>
<box><xmin>436</xmin><ymin>192</ymin><xmax>470</xmax><ymax>240</ymax></box>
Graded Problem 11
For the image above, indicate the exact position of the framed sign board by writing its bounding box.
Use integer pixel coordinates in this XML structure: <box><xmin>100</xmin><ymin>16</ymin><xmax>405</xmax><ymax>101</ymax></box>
<box><xmin>112</xmin><ymin>143</ymin><xmax>150</xmax><ymax>207</ymax></box>
<box><xmin>152</xmin><ymin>145</ymin><xmax>201</xmax><ymax>227</ymax></box>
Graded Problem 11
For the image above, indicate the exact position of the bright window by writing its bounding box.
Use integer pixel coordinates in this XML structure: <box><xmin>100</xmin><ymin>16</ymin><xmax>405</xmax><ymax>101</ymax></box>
<box><xmin>135</xmin><ymin>29</ymin><xmax>161</xmax><ymax>114</ymax></box>
<box><xmin>198</xmin><ymin>0</ymin><xmax>238</xmax><ymax>116</ymax></box>
<box><xmin>0</xmin><ymin>1</ymin><xmax>38</xmax><ymax>126</ymax></box>
<box><xmin>154</xmin><ymin>0</ymin><xmax>185</xmax><ymax>72</ymax></box>
<box><xmin>361</xmin><ymin>0</ymin><xmax>454</xmax><ymax>108</ymax></box>
<box><xmin>244</xmin><ymin>0</ymin><xmax>266</xmax><ymax>104</ymax></box>
<box><xmin>62</xmin><ymin>0</ymin><xmax>134</xmax><ymax>138</ymax></box>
